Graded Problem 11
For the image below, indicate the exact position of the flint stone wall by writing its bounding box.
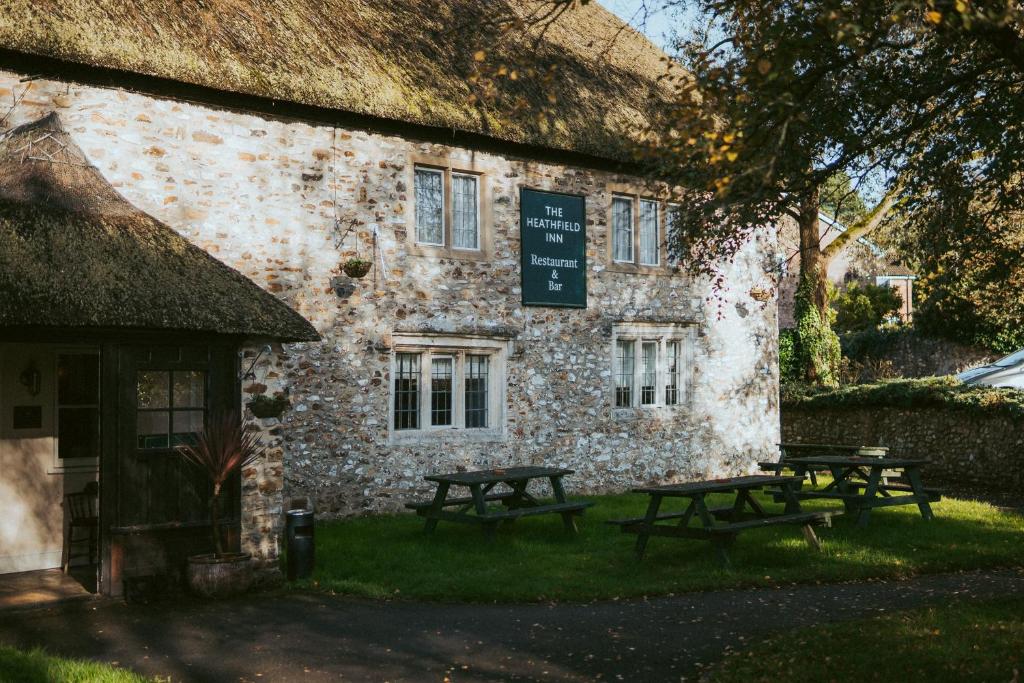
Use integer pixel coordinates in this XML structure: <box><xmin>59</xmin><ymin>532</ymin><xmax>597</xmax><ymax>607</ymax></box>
<box><xmin>1</xmin><ymin>71</ymin><xmax>781</xmax><ymax>562</ymax></box>
<box><xmin>782</xmin><ymin>407</ymin><xmax>1024</xmax><ymax>496</ymax></box>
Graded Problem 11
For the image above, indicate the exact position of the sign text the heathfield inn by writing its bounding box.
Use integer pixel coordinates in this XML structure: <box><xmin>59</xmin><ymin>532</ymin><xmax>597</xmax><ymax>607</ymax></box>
<box><xmin>519</xmin><ymin>188</ymin><xmax>587</xmax><ymax>308</ymax></box>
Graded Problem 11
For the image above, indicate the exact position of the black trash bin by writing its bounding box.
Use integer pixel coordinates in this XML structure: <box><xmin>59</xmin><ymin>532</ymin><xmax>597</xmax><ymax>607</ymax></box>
<box><xmin>285</xmin><ymin>509</ymin><xmax>315</xmax><ymax>581</ymax></box>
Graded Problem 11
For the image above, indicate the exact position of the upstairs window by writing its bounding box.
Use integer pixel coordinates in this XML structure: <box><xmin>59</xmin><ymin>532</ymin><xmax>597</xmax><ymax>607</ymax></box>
<box><xmin>612</xmin><ymin>323</ymin><xmax>693</xmax><ymax>409</ymax></box>
<box><xmin>452</xmin><ymin>173</ymin><xmax>480</xmax><ymax>250</ymax></box>
<box><xmin>612</xmin><ymin>196</ymin><xmax>633</xmax><ymax>262</ymax></box>
<box><xmin>639</xmin><ymin>199</ymin><xmax>660</xmax><ymax>266</ymax></box>
<box><xmin>414</xmin><ymin>168</ymin><xmax>444</xmax><ymax>246</ymax></box>
<box><xmin>608</xmin><ymin>192</ymin><xmax>678</xmax><ymax>270</ymax></box>
<box><xmin>412</xmin><ymin>161</ymin><xmax>486</xmax><ymax>257</ymax></box>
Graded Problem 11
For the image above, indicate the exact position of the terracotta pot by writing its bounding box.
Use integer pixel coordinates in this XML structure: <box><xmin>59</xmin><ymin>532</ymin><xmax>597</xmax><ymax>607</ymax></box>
<box><xmin>186</xmin><ymin>552</ymin><xmax>253</xmax><ymax>598</ymax></box>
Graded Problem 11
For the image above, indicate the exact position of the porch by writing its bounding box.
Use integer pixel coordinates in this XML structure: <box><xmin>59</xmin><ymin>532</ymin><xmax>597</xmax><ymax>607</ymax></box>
<box><xmin>0</xmin><ymin>113</ymin><xmax>319</xmax><ymax>599</ymax></box>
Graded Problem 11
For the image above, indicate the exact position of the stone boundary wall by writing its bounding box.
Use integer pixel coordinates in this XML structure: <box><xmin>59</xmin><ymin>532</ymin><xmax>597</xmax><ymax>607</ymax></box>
<box><xmin>841</xmin><ymin>332</ymin><xmax>995</xmax><ymax>378</ymax></box>
<box><xmin>782</xmin><ymin>407</ymin><xmax>1024</xmax><ymax>496</ymax></box>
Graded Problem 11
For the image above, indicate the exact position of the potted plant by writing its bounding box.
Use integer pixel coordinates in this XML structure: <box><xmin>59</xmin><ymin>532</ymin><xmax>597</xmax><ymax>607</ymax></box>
<box><xmin>247</xmin><ymin>393</ymin><xmax>290</xmax><ymax>419</ymax></box>
<box><xmin>177</xmin><ymin>412</ymin><xmax>263</xmax><ymax>597</ymax></box>
<box><xmin>342</xmin><ymin>257</ymin><xmax>372</xmax><ymax>278</ymax></box>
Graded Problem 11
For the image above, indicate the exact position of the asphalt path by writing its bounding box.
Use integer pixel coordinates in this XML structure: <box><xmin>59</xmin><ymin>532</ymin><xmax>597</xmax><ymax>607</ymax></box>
<box><xmin>2</xmin><ymin>568</ymin><xmax>1022</xmax><ymax>682</ymax></box>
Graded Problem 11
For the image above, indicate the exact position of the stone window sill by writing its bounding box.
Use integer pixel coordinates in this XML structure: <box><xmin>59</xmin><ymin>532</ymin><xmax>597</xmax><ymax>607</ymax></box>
<box><xmin>388</xmin><ymin>427</ymin><xmax>507</xmax><ymax>446</ymax></box>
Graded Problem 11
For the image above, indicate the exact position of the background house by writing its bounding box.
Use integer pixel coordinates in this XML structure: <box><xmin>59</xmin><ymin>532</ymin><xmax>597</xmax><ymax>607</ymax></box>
<box><xmin>777</xmin><ymin>212</ymin><xmax>915</xmax><ymax>328</ymax></box>
<box><xmin>0</xmin><ymin>0</ymin><xmax>780</xmax><ymax>595</ymax></box>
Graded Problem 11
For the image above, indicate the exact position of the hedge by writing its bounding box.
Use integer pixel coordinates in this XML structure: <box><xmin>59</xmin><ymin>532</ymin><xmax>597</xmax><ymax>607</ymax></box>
<box><xmin>781</xmin><ymin>376</ymin><xmax>1024</xmax><ymax>418</ymax></box>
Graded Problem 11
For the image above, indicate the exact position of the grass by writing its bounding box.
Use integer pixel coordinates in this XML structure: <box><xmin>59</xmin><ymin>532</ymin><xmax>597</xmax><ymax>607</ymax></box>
<box><xmin>0</xmin><ymin>646</ymin><xmax>149</xmax><ymax>683</ymax></box>
<box><xmin>300</xmin><ymin>489</ymin><xmax>1024</xmax><ymax>602</ymax></box>
<box><xmin>709</xmin><ymin>597</ymin><xmax>1024</xmax><ymax>682</ymax></box>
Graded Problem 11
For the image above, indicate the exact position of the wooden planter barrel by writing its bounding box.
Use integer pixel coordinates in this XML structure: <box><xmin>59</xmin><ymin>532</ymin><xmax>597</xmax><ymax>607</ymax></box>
<box><xmin>186</xmin><ymin>552</ymin><xmax>253</xmax><ymax>597</ymax></box>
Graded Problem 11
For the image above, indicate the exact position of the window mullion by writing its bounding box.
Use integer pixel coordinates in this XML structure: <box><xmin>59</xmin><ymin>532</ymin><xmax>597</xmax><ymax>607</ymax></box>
<box><xmin>420</xmin><ymin>352</ymin><xmax>431</xmax><ymax>430</ymax></box>
<box><xmin>454</xmin><ymin>352</ymin><xmax>465</xmax><ymax>429</ymax></box>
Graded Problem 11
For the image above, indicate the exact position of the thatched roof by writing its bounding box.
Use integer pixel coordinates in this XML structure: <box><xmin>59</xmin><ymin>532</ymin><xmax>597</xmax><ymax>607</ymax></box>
<box><xmin>0</xmin><ymin>1</ymin><xmax>675</xmax><ymax>161</ymax></box>
<box><xmin>0</xmin><ymin>113</ymin><xmax>320</xmax><ymax>341</ymax></box>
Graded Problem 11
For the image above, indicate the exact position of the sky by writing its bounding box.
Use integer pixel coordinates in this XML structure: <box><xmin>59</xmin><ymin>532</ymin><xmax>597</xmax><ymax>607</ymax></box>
<box><xmin>599</xmin><ymin>1</ymin><xmax>682</xmax><ymax>50</ymax></box>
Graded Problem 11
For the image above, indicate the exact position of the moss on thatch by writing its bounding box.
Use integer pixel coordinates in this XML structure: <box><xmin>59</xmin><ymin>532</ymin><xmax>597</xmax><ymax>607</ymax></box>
<box><xmin>0</xmin><ymin>1</ymin><xmax>675</xmax><ymax>162</ymax></box>
<box><xmin>0</xmin><ymin>113</ymin><xmax>319</xmax><ymax>341</ymax></box>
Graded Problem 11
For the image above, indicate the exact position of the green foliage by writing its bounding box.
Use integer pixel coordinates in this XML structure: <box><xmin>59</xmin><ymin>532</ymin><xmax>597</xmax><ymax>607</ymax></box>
<box><xmin>781</xmin><ymin>376</ymin><xmax>1024</xmax><ymax>418</ymax></box>
<box><xmin>778</xmin><ymin>329</ymin><xmax>800</xmax><ymax>383</ymax></box>
<box><xmin>636</xmin><ymin>0</ymin><xmax>1024</xmax><ymax>289</ymax></box>
<box><xmin>710</xmin><ymin>597</ymin><xmax>1024</xmax><ymax>682</ymax></box>
<box><xmin>840</xmin><ymin>326</ymin><xmax>908</xmax><ymax>361</ymax></box>
<box><xmin>819</xmin><ymin>171</ymin><xmax>869</xmax><ymax>228</ymax></box>
<box><xmin>831</xmin><ymin>282</ymin><xmax>903</xmax><ymax>333</ymax></box>
<box><xmin>300</xmin><ymin>492</ymin><xmax>1024</xmax><ymax>602</ymax></box>
<box><xmin>794</xmin><ymin>272</ymin><xmax>841</xmax><ymax>386</ymax></box>
<box><xmin>894</xmin><ymin>208</ymin><xmax>1024</xmax><ymax>355</ymax></box>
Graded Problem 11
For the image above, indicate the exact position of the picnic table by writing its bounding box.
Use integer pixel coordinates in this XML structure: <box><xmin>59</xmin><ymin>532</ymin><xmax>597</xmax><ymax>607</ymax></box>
<box><xmin>759</xmin><ymin>443</ymin><xmax>889</xmax><ymax>485</ymax></box>
<box><xmin>608</xmin><ymin>475</ymin><xmax>841</xmax><ymax>567</ymax></box>
<box><xmin>779</xmin><ymin>455</ymin><xmax>941</xmax><ymax>527</ymax></box>
<box><xmin>405</xmin><ymin>466</ymin><xmax>593</xmax><ymax>539</ymax></box>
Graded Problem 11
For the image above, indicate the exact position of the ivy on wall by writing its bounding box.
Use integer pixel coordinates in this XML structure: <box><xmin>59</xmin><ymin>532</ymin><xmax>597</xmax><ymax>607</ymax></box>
<box><xmin>793</xmin><ymin>269</ymin><xmax>841</xmax><ymax>387</ymax></box>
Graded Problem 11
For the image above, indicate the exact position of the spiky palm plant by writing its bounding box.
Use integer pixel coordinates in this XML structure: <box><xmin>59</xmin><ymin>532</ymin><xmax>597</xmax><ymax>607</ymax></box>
<box><xmin>177</xmin><ymin>412</ymin><xmax>263</xmax><ymax>556</ymax></box>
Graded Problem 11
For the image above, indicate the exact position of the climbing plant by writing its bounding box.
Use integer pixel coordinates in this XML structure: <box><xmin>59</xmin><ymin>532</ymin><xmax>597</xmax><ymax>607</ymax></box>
<box><xmin>794</xmin><ymin>268</ymin><xmax>841</xmax><ymax>386</ymax></box>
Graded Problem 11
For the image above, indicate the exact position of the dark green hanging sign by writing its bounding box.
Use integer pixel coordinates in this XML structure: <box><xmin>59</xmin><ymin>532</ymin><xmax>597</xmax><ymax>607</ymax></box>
<box><xmin>520</xmin><ymin>188</ymin><xmax>587</xmax><ymax>308</ymax></box>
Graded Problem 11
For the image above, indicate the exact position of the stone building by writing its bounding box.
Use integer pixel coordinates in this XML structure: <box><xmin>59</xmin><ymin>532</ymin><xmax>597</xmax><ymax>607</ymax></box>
<box><xmin>0</xmin><ymin>1</ymin><xmax>779</xmax><ymax>595</ymax></box>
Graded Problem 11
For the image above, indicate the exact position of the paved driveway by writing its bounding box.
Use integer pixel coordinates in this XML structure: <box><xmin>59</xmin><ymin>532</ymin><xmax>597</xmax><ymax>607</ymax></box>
<box><xmin>2</xmin><ymin>569</ymin><xmax>1023</xmax><ymax>682</ymax></box>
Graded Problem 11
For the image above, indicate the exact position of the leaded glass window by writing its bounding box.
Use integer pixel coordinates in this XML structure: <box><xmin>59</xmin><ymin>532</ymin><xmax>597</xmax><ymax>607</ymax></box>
<box><xmin>414</xmin><ymin>168</ymin><xmax>444</xmax><ymax>245</ymax></box>
<box><xmin>615</xmin><ymin>340</ymin><xmax>635</xmax><ymax>407</ymax></box>
<box><xmin>452</xmin><ymin>173</ymin><xmax>479</xmax><ymax>250</ymax></box>
<box><xmin>665</xmin><ymin>341</ymin><xmax>680</xmax><ymax>405</ymax></box>
<box><xmin>430</xmin><ymin>357</ymin><xmax>454</xmax><ymax>426</ymax></box>
<box><xmin>465</xmin><ymin>355</ymin><xmax>489</xmax><ymax>428</ymax></box>
<box><xmin>641</xmin><ymin>341</ymin><xmax>657</xmax><ymax>405</ymax></box>
<box><xmin>394</xmin><ymin>353</ymin><xmax>420</xmax><ymax>430</ymax></box>
<box><xmin>612</xmin><ymin>196</ymin><xmax>633</xmax><ymax>262</ymax></box>
<box><xmin>639</xmin><ymin>199</ymin><xmax>659</xmax><ymax>265</ymax></box>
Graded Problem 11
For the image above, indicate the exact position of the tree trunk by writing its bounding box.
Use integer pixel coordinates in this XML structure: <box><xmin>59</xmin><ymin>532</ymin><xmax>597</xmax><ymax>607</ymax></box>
<box><xmin>794</xmin><ymin>187</ymin><xmax>840</xmax><ymax>385</ymax></box>
<box><xmin>797</xmin><ymin>186</ymin><xmax>830</xmax><ymax>319</ymax></box>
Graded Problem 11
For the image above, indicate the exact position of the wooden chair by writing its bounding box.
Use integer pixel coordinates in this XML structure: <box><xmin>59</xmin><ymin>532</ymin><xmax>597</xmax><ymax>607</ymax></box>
<box><xmin>63</xmin><ymin>481</ymin><xmax>99</xmax><ymax>573</ymax></box>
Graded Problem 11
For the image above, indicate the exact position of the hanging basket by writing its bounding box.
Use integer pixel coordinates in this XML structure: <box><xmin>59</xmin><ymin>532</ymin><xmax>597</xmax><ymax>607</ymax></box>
<box><xmin>342</xmin><ymin>258</ymin><xmax>372</xmax><ymax>278</ymax></box>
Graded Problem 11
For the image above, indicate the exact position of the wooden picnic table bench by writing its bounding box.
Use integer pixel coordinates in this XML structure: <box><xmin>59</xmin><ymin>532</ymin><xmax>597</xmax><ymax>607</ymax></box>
<box><xmin>777</xmin><ymin>455</ymin><xmax>939</xmax><ymax>527</ymax></box>
<box><xmin>608</xmin><ymin>475</ymin><xmax>842</xmax><ymax>567</ymax></box>
<box><xmin>759</xmin><ymin>443</ymin><xmax>889</xmax><ymax>485</ymax></box>
<box><xmin>405</xmin><ymin>465</ymin><xmax>593</xmax><ymax>539</ymax></box>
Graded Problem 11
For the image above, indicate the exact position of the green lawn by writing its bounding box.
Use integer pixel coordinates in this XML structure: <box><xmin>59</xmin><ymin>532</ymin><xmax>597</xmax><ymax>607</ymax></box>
<box><xmin>0</xmin><ymin>646</ymin><xmax>149</xmax><ymax>683</ymax></box>
<box><xmin>709</xmin><ymin>597</ymin><xmax>1024</xmax><ymax>682</ymax></box>
<box><xmin>301</xmin><ymin>490</ymin><xmax>1024</xmax><ymax>602</ymax></box>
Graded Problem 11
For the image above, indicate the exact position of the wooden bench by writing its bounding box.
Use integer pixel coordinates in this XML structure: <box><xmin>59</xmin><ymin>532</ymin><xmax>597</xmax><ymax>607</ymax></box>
<box><xmin>404</xmin><ymin>491</ymin><xmax>519</xmax><ymax>512</ymax></box>
<box><xmin>408</xmin><ymin>466</ymin><xmax>594</xmax><ymax>539</ymax></box>
<box><xmin>610</xmin><ymin>476</ymin><xmax>843</xmax><ymax>566</ymax></box>
<box><xmin>844</xmin><ymin>481</ymin><xmax>943</xmax><ymax>501</ymax></box>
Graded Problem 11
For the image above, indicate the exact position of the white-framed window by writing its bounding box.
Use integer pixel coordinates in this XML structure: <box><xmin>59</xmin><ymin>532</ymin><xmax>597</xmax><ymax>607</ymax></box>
<box><xmin>612</xmin><ymin>323</ymin><xmax>694</xmax><ymax>409</ymax></box>
<box><xmin>664</xmin><ymin>203</ymin><xmax>681</xmax><ymax>265</ymax></box>
<box><xmin>414</xmin><ymin>167</ymin><xmax>445</xmax><ymax>246</ymax></box>
<box><xmin>639</xmin><ymin>199</ymin><xmax>659</xmax><ymax>265</ymax></box>
<box><xmin>413</xmin><ymin>165</ymin><xmax>482</xmax><ymax>251</ymax></box>
<box><xmin>390</xmin><ymin>334</ymin><xmax>508</xmax><ymax>443</ymax></box>
<box><xmin>612</xmin><ymin>196</ymin><xmax>633</xmax><ymax>262</ymax></box>
<box><xmin>452</xmin><ymin>173</ymin><xmax>480</xmax><ymax>250</ymax></box>
<box><xmin>609</xmin><ymin>193</ymin><xmax>682</xmax><ymax>269</ymax></box>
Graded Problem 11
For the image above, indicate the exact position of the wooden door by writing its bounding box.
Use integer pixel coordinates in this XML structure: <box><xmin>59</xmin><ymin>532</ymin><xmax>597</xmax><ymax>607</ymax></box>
<box><xmin>115</xmin><ymin>343</ymin><xmax>238</xmax><ymax>529</ymax></box>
